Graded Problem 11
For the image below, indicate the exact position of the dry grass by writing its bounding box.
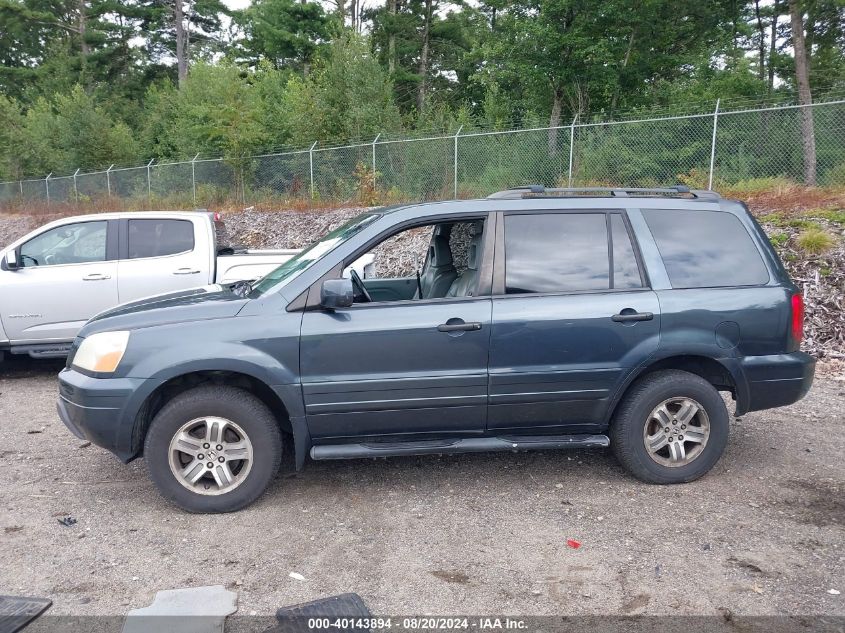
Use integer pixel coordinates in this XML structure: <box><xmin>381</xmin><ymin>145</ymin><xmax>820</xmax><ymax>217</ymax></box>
<box><xmin>796</xmin><ymin>227</ymin><xmax>836</xmax><ymax>255</ymax></box>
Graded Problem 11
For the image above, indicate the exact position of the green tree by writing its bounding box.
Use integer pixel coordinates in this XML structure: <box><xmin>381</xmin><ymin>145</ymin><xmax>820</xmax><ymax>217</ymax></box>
<box><xmin>165</xmin><ymin>62</ymin><xmax>269</xmax><ymax>158</ymax></box>
<box><xmin>238</xmin><ymin>0</ymin><xmax>331</xmax><ymax>75</ymax></box>
<box><xmin>0</xmin><ymin>95</ymin><xmax>27</xmax><ymax>179</ymax></box>
<box><xmin>20</xmin><ymin>85</ymin><xmax>139</xmax><ymax>174</ymax></box>
<box><xmin>283</xmin><ymin>34</ymin><xmax>402</xmax><ymax>144</ymax></box>
<box><xmin>367</xmin><ymin>0</ymin><xmax>475</xmax><ymax>116</ymax></box>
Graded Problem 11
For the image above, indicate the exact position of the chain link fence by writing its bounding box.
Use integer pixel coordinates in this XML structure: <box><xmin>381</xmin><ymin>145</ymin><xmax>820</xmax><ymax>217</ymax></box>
<box><xmin>2</xmin><ymin>98</ymin><xmax>844</xmax><ymax>212</ymax></box>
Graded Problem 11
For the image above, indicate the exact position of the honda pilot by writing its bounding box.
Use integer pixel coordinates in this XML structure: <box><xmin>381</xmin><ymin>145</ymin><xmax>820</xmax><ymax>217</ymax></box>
<box><xmin>56</xmin><ymin>186</ymin><xmax>815</xmax><ymax>512</ymax></box>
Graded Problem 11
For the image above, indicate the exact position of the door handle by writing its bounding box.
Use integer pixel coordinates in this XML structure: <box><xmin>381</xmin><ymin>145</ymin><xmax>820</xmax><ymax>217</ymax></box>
<box><xmin>611</xmin><ymin>310</ymin><xmax>653</xmax><ymax>323</ymax></box>
<box><xmin>82</xmin><ymin>273</ymin><xmax>111</xmax><ymax>281</ymax></box>
<box><xmin>173</xmin><ymin>268</ymin><xmax>201</xmax><ymax>275</ymax></box>
<box><xmin>437</xmin><ymin>321</ymin><xmax>482</xmax><ymax>332</ymax></box>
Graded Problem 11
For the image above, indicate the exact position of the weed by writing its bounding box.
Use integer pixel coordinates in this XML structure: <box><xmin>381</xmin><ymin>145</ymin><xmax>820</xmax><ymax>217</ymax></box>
<box><xmin>803</xmin><ymin>208</ymin><xmax>845</xmax><ymax>224</ymax></box>
<box><xmin>768</xmin><ymin>232</ymin><xmax>789</xmax><ymax>246</ymax></box>
<box><xmin>796</xmin><ymin>228</ymin><xmax>835</xmax><ymax>255</ymax></box>
<box><xmin>724</xmin><ymin>176</ymin><xmax>797</xmax><ymax>195</ymax></box>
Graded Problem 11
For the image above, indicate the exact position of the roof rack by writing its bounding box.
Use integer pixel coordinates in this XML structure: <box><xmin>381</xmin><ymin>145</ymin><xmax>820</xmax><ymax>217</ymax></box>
<box><xmin>486</xmin><ymin>185</ymin><xmax>721</xmax><ymax>201</ymax></box>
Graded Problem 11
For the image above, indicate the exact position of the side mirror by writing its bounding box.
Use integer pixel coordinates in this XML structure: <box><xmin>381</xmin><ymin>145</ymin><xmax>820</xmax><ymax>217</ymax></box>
<box><xmin>320</xmin><ymin>278</ymin><xmax>354</xmax><ymax>309</ymax></box>
<box><xmin>4</xmin><ymin>249</ymin><xmax>19</xmax><ymax>270</ymax></box>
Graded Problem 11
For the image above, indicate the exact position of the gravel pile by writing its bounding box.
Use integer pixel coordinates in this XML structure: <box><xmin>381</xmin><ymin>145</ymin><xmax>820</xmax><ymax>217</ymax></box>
<box><xmin>0</xmin><ymin>214</ymin><xmax>48</xmax><ymax>245</ymax></box>
<box><xmin>759</xmin><ymin>217</ymin><xmax>845</xmax><ymax>359</ymax></box>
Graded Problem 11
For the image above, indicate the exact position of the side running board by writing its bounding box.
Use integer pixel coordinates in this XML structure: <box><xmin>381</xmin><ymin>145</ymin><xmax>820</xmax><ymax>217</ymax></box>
<box><xmin>10</xmin><ymin>343</ymin><xmax>73</xmax><ymax>359</ymax></box>
<box><xmin>311</xmin><ymin>434</ymin><xmax>609</xmax><ymax>460</ymax></box>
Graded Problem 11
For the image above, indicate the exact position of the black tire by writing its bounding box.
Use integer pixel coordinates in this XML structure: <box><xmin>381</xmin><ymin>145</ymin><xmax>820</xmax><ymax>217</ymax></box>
<box><xmin>143</xmin><ymin>385</ymin><xmax>283</xmax><ymax>513</ymax></box>
<box><xmin>610</xmin><ymin>369</ymin><xmax>729</xmax><ymax>484</ymax></box>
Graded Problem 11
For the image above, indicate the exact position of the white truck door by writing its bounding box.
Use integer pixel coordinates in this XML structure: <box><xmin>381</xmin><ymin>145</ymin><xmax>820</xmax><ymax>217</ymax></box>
<box><xmin>1</xmin><ymin>219</ymin><xmax>118</xmax><ymax>343</ymax></box>
<box><xmin>116</xmin><ymin>216</ymin><xmax>212</xmax><ymax>303</ymax></box>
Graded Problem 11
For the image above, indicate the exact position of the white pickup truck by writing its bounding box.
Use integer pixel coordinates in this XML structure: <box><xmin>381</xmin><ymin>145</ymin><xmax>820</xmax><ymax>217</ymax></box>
<box><xmin>0</xmin><ymin>211</ymin><xmax>300</xmax><ymax>358</ymax></box>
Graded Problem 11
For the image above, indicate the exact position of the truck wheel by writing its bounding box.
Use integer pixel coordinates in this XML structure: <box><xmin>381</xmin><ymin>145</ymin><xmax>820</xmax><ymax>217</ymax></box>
<box><xmin>610</xmin><ymin>370</ymin><xmax>729</xmax><ymax>484</ymax></box>
<box><xmin>143</xmin><ymin>386</ymin><xmax>282</xmax><ymax>513</ymax></box>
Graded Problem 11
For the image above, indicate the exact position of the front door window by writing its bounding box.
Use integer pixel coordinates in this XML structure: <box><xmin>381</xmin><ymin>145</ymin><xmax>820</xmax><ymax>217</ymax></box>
<box><xmin>19</xmin><ymin>221</ymin><xmax>107</xmax><ymax>267</ymax></box>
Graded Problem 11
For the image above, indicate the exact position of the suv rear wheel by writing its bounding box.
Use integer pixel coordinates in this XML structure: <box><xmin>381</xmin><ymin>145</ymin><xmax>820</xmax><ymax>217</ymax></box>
<box><xmin>610</xmin><ymin>370</ymin><xmax>729</xmax><ymax>484</ymax></box>
<box><xmin>144</xmin><ymin>386</ymin><xmax>283</xmax><ymax>513</ymax></box>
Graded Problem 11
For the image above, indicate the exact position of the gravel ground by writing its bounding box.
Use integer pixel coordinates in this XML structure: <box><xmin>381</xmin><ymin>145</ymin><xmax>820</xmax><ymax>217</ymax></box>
<box><xmin>0</xmin><ymin>357</ymin><xmax>842</xmax><ymax>619</ymax></box>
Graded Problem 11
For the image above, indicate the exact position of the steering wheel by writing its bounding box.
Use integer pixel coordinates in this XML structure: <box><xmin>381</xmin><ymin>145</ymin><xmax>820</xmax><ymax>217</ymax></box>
<box><xmin>349</xmin><ymin>268</ymin><xmax>372</xmax><ymax>303</ymax></box>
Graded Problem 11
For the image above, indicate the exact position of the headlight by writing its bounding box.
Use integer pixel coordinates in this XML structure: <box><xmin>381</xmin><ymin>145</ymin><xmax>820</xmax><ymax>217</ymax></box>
<box><xmin>72</xmin><ymin>331</ymin><xmax>130</xmax><ymax>373</ymax></box>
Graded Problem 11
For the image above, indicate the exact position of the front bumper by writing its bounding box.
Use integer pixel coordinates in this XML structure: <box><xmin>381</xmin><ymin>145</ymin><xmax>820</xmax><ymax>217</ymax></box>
<box><xmin>57</xmin><ymin>368</ymin><xmax>153</xmax><ymax>462</ymax></box>
<box><xmin>738</xmin><ymin>351</ymin><xmax>816</xmax><ymax>414</ymax></box>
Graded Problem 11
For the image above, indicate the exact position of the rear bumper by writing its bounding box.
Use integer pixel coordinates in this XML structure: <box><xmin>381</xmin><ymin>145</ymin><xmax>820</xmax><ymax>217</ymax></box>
<box><xmin>738</xmin><ymin>352</ymin><xmax>815</xmax><ymax>414</ymax></box>
<box><xmin>57</xmin><ymin>368</ymin><xmax>154</xmax><ymax>462</ymax></box>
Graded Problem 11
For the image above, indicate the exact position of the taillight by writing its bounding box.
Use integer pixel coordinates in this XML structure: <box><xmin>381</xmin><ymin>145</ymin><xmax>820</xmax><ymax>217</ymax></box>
<box><xmin>791</xmin><ymin>293</ymin><xmax>804</xmax><ymax>345</ymax></box>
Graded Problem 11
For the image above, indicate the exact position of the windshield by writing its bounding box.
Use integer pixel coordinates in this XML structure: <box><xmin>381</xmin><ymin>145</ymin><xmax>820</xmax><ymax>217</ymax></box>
<box><xmin>249</xmin><ymin>213</ymin><xmax>380</xmax><ymax>296</ymax></box>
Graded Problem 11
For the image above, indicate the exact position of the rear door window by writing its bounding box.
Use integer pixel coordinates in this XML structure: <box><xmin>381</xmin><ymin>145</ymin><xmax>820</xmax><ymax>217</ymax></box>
<box><xmin>642</xmin><ymin>209</ymin><xmax>769</xmax><ymax>288</ymax></box>
<box><xmin>504</xmin><ymin>213</ymin><xmax>610</xmax><ymax>293</ymax></box>
<box><xmin>127</xmin><ymin>219</ymin><xmax>194</xmax><ymax>259</ymax></box>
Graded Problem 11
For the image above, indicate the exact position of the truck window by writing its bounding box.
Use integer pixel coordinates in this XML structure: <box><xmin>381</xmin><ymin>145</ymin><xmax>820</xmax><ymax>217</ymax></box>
<box><xmin>642</xmin><ymin>209</ymin><xmax>769</xmax><ymax>288</ymax></box>
<box><xmin>504</xmin><ymin>213</ymin><xmax>610</xmax><ymax>294</ymax></box>
<box><xmin>19</xmin><ymin>221</ymin><xmax>107</xmax><ymax>267</ymax></box>
<box><xmin>128</xmin><ymin>219</ymin><xmax>194</xmax><ymax>259</ymax></box>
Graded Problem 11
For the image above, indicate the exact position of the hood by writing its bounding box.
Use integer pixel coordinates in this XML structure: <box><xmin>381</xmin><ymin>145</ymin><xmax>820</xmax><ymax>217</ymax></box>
<box><xmin>80</xmin><ymin>285</ymin><xmax>249</xmax><ymax>336</ymax></box>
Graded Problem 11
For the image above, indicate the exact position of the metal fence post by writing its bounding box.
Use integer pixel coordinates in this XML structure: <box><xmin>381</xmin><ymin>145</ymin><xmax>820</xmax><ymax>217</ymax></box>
<box><xmin>73</xmin><ymin>168</ymin><xmax>80</xmax><ymax>202</ymax></box>
<box><xmin>239</xmin><ymin>155</ymin><xmax>246</xmax><ymax>205</ymax></box>
<box><xmin>309</xmin><ymin>141</ymin><xmax>318</xmax><ymax>200</ymax></box>
<box><xmin>568</xmin><ymin>114</ymin><xmax>579</xmax><ymax>187</ymax></box>
<box><xmin>708</xmin><ymin>99</ymin><xmax>721</xmax><ymax>190</ymax></box>
<box><xmin>106</xmin><ymin>164</ymin><xmax>114</xmax><ymax>198</ymax></box>
<box><xmin>19</xmin><ymin>180</ymin><xmax>23</xmax><ymax>201</ymax></box>
<box><xmin>45</xmin><ymin>173</ymin><xmax>52</xmax><ymax>205</ymax></box>
<box><xmin>371</xmin><ymin>133</ymin><xmax>381</xmax><ymax>190</ymax></box>
<box><xmin>191</xmin><ymin>153</ymin><xmax>200</xmax><ymax>206</ymax></box>
<box><xmin>146</xmin><ymin>159</ymin><xmax>154</xmax><ymax>204</ymax></box>
<box><xmin>453</xmin><ymin>125</ymin><xmax>463</xmax><ymax>199</ymax></box>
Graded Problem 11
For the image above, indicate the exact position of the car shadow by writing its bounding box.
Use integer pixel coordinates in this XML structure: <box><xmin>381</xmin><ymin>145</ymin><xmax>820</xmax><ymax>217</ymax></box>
<box><xmin>0</xmin><ymin>354</ymin><xmax>65</xmax><ymax>379</ymax></box>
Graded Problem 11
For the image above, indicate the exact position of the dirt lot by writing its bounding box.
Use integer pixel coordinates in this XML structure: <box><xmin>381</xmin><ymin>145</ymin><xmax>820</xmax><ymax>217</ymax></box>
<box><xmin>0</xmin><ymin>357</ymin><xmax>843</xmax><ymax>620</ymax></box>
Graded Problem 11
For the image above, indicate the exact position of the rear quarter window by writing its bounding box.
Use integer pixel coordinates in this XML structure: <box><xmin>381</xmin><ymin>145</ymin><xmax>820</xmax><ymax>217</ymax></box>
<box><xmin>643</xmin><ymin>209</ymin><xmax>769</xmax><ymax>288</ymax></box>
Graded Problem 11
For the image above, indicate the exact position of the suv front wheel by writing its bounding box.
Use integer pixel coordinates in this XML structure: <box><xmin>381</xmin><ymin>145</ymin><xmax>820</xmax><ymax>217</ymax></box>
<box><xmin>144</xmin><ymin>386</ymin><xmax>283</xmax><ymax>513</ymax></box>
<box><xmin>610</xmin><ymin>370</ymin><xmax>729</xmax><ymax>484</ymax></box>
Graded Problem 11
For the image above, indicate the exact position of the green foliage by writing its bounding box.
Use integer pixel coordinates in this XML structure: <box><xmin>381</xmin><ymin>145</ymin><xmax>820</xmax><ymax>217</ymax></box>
<box><xmin>796</xmin><ymin>227</ymin><xmax>836</xmax><ymax>254</ymax></box>
<box><xmin>167</xmin><ymin>62</ymin><xmax>269</xmax><ymax>159</ymax></box>
<box><xmin>0</xmin><ymin>0</ymin><xmax>843</xmax><ymax>192</ymax></box>
<box><xmin>238</xmin><ymin>0</ymin><xmax>331</xmax><ymax>72</ymax></box>
<box><xmin>283</xmin><ymin>34</ymin><xmax>402</xmax><ymax>145</ymax></box>
<box><xmin>0</xmin><ymin>95</ymin><xmax>25</xmax><ymax>180</ymax></box>
<box><xmin>768</xmin><ymin>231</ymin><xmax>789</xmax><ymax>246</ymax></box>
<box><xmin>724</xmin><ymin>176</ymin><xmax>799</xmax><ymax>194</ymax></box>
<box><xmin>20</xmin><ymin>85</ymin><xmax>139</xmax><ymax>174</ymax></box>
<box><xmin>803</xmin><ymin>208</ymin><xmax>845</xmax><ymax>224</ymax></box>
<box><xmin>821</xmin><ymin>162</ymin><xmax>845</xmax><ymax>188</ymax></box>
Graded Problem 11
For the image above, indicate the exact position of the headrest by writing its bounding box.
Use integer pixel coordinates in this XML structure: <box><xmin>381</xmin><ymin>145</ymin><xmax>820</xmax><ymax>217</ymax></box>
<box><xmin>466</xmin><ymin>234</ymin><xmax>482</xmax><ymax>270</ymax></box>
<box><xmin>429</xmin><ymin>235</ymin><xmax>452</xmax><ymax>267</ymax></box>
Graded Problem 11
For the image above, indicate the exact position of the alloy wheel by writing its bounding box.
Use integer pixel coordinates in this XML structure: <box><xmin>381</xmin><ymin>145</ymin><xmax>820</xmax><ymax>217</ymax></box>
<box><xmin>168</xmin><ymin>417</ymin><xmax>254</xmax><ymax>495</ymax></box>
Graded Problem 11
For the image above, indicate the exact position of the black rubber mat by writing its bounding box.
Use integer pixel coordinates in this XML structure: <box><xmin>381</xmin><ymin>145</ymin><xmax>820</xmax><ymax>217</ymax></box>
<box><xmin>0</xmin><ymin>595</ymin><xmax>52</xmax><ymax>633</ymax></box>
<box><xmin>267</xmin><ymin>593</ymin><xmax>372</xmax><ymax>633</ymax></box>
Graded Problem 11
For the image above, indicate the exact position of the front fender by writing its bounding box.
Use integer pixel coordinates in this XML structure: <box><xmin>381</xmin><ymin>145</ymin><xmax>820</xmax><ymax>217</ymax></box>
<box><xmin>113</xmin><ymin>314</ymin><xmax>304</xmax><ymax>459</ymax></box>
<box><xmin>128</xmin><ymin>341</ymin><xmax>298</xmax><ymax>387</ymax></box>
